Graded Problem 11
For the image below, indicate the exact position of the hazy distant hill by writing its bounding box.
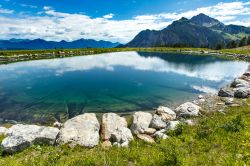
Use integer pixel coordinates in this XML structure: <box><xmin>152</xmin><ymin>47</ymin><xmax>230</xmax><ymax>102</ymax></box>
<box><xmin>124</xmin><ymin>13</ymin><xmax>250</xmax><ymax>48</ymax></box>
<box><xmin>0</xmin><ymin>38</ymin><xmax>120</xmax><ymax>50</ymax></box>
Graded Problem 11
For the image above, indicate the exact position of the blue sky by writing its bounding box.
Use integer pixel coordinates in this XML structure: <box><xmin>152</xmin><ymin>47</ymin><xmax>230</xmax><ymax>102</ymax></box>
<box><xmin>0</xmin><ymin>0</ymin><xmax>250</xmax><ymax>43</ymax></box>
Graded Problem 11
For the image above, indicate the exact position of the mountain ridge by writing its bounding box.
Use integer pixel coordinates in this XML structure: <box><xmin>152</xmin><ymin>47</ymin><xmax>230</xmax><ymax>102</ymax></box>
<box><xmin>0</xmin><ymin>38</ymin><xmax>120</xmax><ymax>50</ymax></box>
<box><xmin>124</xmin><ymin>13</ymin><xmax>250</xmax><ymax>48</ymax></box>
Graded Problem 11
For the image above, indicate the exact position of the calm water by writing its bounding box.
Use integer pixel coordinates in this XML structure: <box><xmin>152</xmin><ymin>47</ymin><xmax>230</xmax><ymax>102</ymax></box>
<box><xmin>0</xmin><ymin>51</ymin><xmax>248</xmax><ymax>123</ymax></box>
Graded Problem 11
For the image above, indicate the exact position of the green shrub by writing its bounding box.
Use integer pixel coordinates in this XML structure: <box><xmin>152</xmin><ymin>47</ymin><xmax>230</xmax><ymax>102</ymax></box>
<box><xmin>222</xmin><ymin>115</ymin><xmax>245</xmax><ymax>132</ymax></box>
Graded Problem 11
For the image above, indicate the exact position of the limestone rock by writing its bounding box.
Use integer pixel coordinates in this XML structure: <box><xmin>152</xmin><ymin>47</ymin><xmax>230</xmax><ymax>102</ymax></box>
<box><xmin>101</xmin><ymin>113</ymin><xmax>127</xmax><ymax>141</ymax></box>
<box><xmin>153</xmin><ymin>131</ymin><xmax>168</xmax><ymax>140</ymax></box>
<box><xmin>130</xmin><ymin>112</ymin><xmax>152</xmax><ymax>134</ymax></box>
<box><xmin>150</xmin><ymin>114</ymin><xmax>167</xmax><ymax>130</ymax></box>
<box><xmin>155</xmin><ymin>106</ymin><xmax>176</xmax><ymax>121</ymax></box>
<box><xmin>167</xmin><ymin>121</ymin><xmax>180</xmax><ymax>130</ymax></box>
<box><xmin>231</xmin><ymin>79</ymin><xmax>249</xmax><ymax>88</ymax></box>
<box><xmin>1</xmin><ymin>124</ymin><xmax>59</xmax><ymax>153</ymax></box>
<box><xmin>102</xmin><ymin>140</ymin><xmax>112</xmax><ymax>150</ymax></box>
<box><xmin>144</xmin><ymin>128</ymin><xmax>156</xmax><ymax>135</ymax></box>
<box><xmin>111</xmin><ymin>127</ymin><xmax>133</xmax><ymax>147</ymax></box>
<box><xmin>218</xmin><ymin>87</ymin><xmax>234</xmax><ymax>97</ymax></box>
<box><xmin>0</xmin><ymin>127</ymin><xmax>8</xmax><ymax>135</ymax></box>
<box><xmin>175</xmin><ymin>102</ymin><xmax>200</xmax><ymax>117</ymax></box>
<box><xmin>234</xmin><ymin>87</ymin><xmax>250</xmax><ymax>98</ymax></box>
<box><xmin>57</xmin><ymin>113</ymin><xmax>100</xmax><ymax>148</ymax></box>
<box><xmin>137</xmin><ymin>134</ymin><xmax>155</xmax><ymax>143</ymax></box>
<box><xmin>53</xmin><ymin>121</ymin><xmax>63</xmax><ymax>128</ymax></box>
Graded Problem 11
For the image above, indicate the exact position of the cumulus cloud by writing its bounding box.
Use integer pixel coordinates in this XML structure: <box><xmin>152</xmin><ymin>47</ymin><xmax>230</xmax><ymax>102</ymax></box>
<box><xmin>103</xmin><ymin>13</ymin><xmax>114</xmax><ymax>19</ymax></box>
<box><xmin>0</xmin><ymin>5</ymin><xmax>13</xmax><ymax>14</ymax></box>
<box><xmin>0</xmin><ymin>1</ymin><xmax>250</xmax><ymax>43</ymax></box>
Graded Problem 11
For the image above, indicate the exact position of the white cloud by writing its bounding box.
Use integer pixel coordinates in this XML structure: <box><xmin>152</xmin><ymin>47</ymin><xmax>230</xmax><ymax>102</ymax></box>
<box><xmin>103</xmin><ymin>13</ymin><xmax>114</xmax><ymax>19</ymax></box>
<box><xmin>0</xmin><ymin>1</ymin><xmax>250</xmax><ymax>43</ymax></box>
<box><xmin>20</xmin><ymin>4</ymin><xmax>37</xmax><ymax>9</ymax></box>
<box><xmin>0</xmin><ymin>5</ymin><xmax>13</xmax><ymax>14</ymax></box>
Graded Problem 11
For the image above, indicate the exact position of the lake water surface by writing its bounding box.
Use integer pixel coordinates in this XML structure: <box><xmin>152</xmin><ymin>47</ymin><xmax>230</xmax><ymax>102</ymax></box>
<box><xmin>0</xmin><ymin>51</ymin><xmax>248</xmax><ymax>123</ymax></box>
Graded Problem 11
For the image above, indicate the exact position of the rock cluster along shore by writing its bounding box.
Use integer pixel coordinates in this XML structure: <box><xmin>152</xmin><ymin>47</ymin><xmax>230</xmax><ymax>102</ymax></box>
<box><xmin>1</xmin><ymin>69</ymin><xmax>250</xmax><ymax>154</ymax></box>
<box><xmin>0</xmin><ymin>102</ymin><xmax>200</xmax><ymax>153</ymax></box>
<box><xmin>218</xmin><ymin>71</ymin><xmax>250</xmax><ymax>99</ymax></box>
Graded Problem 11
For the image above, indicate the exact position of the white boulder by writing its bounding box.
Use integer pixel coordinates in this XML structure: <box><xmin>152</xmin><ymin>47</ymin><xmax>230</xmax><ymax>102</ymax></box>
<box><xmin>130</xmin><ymin>112</ymin><xmax>152</xmax><ymax>134</ymax></box>
<box><xmin>175</xmin><ymin>102</ymin><xmax>200</xmax><ymax>117</ymax></box>
<box><xmin>1</xmin><ymin>124</ymin><xmax>59</xmax><ymax>153</ymax></box>
<box><xmin>150</xmin><ymin>114</ymin><xmax>167</xmax><ymax>130</ymax></box>
<box><xmin>57</xmin><ymin>113</ymin><xmax>100</xmax><ymax>148</ymax></box>
<box><xmin>155</xmin><ymin>106</ymin><xmax>176</xmax><ymax>121</ymax></box>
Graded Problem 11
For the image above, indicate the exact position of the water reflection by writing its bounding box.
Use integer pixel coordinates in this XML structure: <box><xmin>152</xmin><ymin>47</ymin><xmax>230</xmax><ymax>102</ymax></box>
<box><xmin>0</xmin><ymin>51</ymin><xmax>248</xmax><ymax>123</ymax></box>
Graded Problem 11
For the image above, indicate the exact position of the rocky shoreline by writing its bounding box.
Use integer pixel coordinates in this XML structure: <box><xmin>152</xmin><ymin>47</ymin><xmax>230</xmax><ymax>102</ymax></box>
<box><xmin>0</xmin><ymin>48</ymin><xmax>250</xmax><ymax>65</ymax></box>
<box><xmin>0</xmin><ymin>67</ymin><xmax>250</xmax><ymax>154</ymax></box>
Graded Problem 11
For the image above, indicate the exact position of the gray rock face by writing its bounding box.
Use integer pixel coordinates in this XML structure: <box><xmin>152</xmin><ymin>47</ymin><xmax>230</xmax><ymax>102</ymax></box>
<box><xmin>0</xmin><ymin>127</ymin><xmax>8</xmax><ymax>135</ymax></box>
<box><xmin>218</xmin><ymin>87</ymin><xmax>234</xmax><ymax>97</ymax></box>
<box><xmin>57</xmin><ymin>113</ymin><xmax>100</xmax><ymax>148</ymax></box>
<box><xmin>1</xmin><ymin>136</ymin><xmax>30</xmax><ymax>153</ymax></box>
<box><xmin>175</xmin><ymin>102</ymin><xmax>200</xmax><ymax>117</ymax></box>
<box><xmin>150</xmin><ymin>114</ymin><xmax>167</xmax><ymax>130</ymax></box>
<box><xmin>153</xmin><ymin>130</ymin><xmax>168</xmax><ymax>140</ymax></box>
<box><xmin>231</xmin><ymin>79</ymin><xmax>250</xmax><ymax>88</ymax></box>
<box><xmin>131</xmin><ymin>112</ymin><xmax>152</xmax><ymax>134</ymax></box>
<box><xmin>155</xmin><ymin>106</ymin><xmax>176</xmax><ymax>121</ymax></box>
<box><xmin>167</xmin><ymin>121</ymin><xmax>180</xmax><ymax>130</ymax></box>
<box><xmin>1</xmin><ymin>124</ymin><xmax>59</xmax><ymax>153</ymax></box>
<box><xmin>101</xmin><ymin>113</ymin><xmax>127</xmax><ymax>141</ymax></box>
<box><xmin>234</xmin><ymin>87</ymin><xmax>250</xmax><ymax>98</ymax></box>
<box><xmin>111</xmin><ymin>127</ymin><xmax>133</xmax><ymax>147</ymax></box>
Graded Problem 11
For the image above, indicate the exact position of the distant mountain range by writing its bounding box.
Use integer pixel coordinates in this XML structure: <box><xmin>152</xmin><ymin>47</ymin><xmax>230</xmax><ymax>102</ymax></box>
<box><xmin>124</xmin><ymin>13</ymin><xmax>250</xmax><ymax>48</ymax></box>
<box><xmin>0</xmin><ymin>38</ymin><xmax>120</xmax><ymax>50</ymax></box>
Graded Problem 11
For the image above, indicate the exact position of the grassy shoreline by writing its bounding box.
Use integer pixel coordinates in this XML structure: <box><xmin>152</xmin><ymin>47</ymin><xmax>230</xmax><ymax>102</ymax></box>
<box><xmin>1</xmin><ymin>47</ymin><xmax>250</xmax><ymax>65</ymax></box>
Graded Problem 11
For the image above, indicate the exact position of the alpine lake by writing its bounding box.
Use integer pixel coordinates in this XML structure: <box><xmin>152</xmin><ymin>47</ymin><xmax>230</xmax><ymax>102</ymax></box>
<box><xmin>0</xmin><ymin>51</ymin><xmax>248</xmax><ymax>124</ymax></box>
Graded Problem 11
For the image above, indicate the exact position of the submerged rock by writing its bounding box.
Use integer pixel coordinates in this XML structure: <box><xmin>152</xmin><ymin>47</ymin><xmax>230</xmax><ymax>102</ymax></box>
<box><xmin>130</xmin><ymin>112</ymin><xmax>152</xmax><ymax>135</ymax></box>
<box><xmin>218</xmin><ymin>87</ymin><xmax>234</xmax><ymax>97</ymax></box>
<box><xmin>1</xmin><ymin>124</ymin><xmax>59</xmax><ymax>153</ymax></box>
<box><xmin>57</xmin><ymin>113</ymin><xmax>100</xmax><ymax>148</ymax></box>
<box><xmin>175</xmin><ymin>102</ymin><xmax>200</xmax><ymax>117</ymax></box>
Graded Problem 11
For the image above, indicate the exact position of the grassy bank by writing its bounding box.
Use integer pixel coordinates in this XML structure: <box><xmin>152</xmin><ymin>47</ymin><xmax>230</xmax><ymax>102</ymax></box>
<box><xmin>1</xmin><ymin>47</ymin><xmax>250</xmax><ymax>64</ymax></box>
<box><xmin>0</xmin><ymin>99</ymin><xmax>249</xmax><ymax>166</ymax></box>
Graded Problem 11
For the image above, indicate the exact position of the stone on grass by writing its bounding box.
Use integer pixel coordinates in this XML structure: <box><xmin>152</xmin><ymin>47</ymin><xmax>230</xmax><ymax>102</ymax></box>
<box><xmin>150</xmin><ymin>114</ymin><xmax>167</xmax><ymax>130</ymax></box>
<box><xmin>234</xmin><ymin>87</ymin><xmax>250</xmax><ymax>98</ymax></box>
<box><xmin>153</xmin><ymin>131</ymin><xmax>168</xmax><ymax>140</ymax></box>
<box><xmin>144</xmin><ymin>128</ymin><xmax>156</xmax><ymax>135</ymax></box>
<box><xmin>1</xmin><ymin>124</ymin><xmax>59</xmax><ymax>153</ymax></box>
<box><xmin>175</xmin><ymin>102</ymin><xmax>200</xmax><ymax>117</ymax></box>
<box><xmin>155</xmin><ymin>106</ymin><xmax>176</xmax><ymax>121</ymax></box>
<box><xmin>111</xmin><ymin>127</ymin><xmax>133</xmax><ymax>147</ymax></box>
<box><xmin>137</xmin><ymin>134</ymin><xmax>155</xmax><ymax>143</ymax></box>
<box><xmin>102</xmin><ymin>140</ymin><xmax>112</xmax><ymax>150</ymax></box>
<box><xmin>218</xmin><ymin>87</ymin><xmax>234</xmax><ymax>97</ymax></box>
<box><xmin>130</xmin><ymin>112</ymin><xmax>152</xmax><ymax>135</ymax></box>
<box><xmin>231</xmin><ymin>79</ymin><xmax>250</xmax><ymax>88</ymax></box>
<box><xmin>57</xmin><ymin>113</ymin><xmax>100</xmax><ymax>148</ymax></box>
<box><xmin>101</xmin><ymin>113</ymin><xmax>127</xmax><ymax>141</ymax></box>
<box><xmin>167</xmin><ymin>121</ymin><xmax>180</xmax><ymax>130</ymax></box>
<box><xmin>0</xmin><ymin>127</ymin><xmax>8</xmax><ymax>135</ymax></box>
